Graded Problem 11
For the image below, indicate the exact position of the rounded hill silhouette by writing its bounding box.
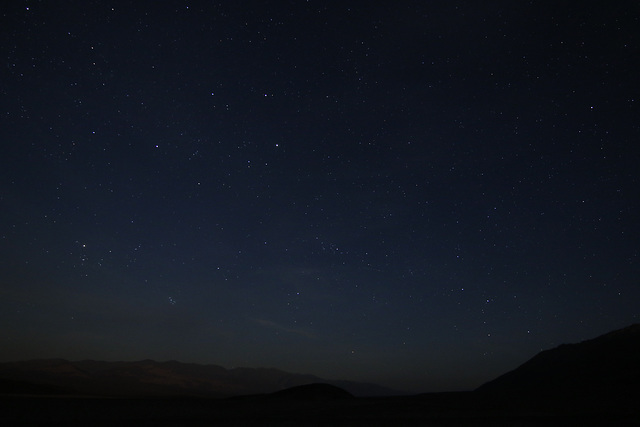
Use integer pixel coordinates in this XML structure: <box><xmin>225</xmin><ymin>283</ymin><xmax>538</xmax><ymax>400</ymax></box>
<box><xmin>269</xmin><ymin>383</ymin><xmax>354</xmax><ymax>401</ymax></box>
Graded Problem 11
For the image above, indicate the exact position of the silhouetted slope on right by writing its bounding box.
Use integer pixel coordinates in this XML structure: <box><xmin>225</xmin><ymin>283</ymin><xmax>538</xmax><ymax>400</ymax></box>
<box><xmin>476</xmin><ymin>324</ymin><xmax>640</xmax><ymax>406</ymax></box>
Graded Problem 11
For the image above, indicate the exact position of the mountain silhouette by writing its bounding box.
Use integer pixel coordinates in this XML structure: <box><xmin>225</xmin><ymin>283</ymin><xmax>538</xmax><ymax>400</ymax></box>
<box><xmin>0</xmin><ymin>359</ymin><xmax>397</xmax><ymax>397</ymax></box>
<box><xmin>476</xmin><ymin>324</ymin><xmax>640</xmax><ymax>407</ymax></box>
<box><xmin>269</xmin><ymin>383</ymin><xmax>354</xmax><ymax>400</ymax></box>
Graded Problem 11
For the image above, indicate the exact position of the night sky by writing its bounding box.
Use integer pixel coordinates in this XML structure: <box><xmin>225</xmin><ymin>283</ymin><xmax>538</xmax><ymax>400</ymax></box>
<box><xmin>1</xmin><ymin>1</ymin><xmax>639</xmax><ymax>393</ymax></box>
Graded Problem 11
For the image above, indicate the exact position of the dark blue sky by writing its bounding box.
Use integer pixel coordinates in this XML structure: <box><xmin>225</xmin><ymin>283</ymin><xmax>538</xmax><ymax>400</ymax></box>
<box><xmin>1</xmin><ymin>1</ymin><xmax>639</xmax><ymax>393</ymax></box>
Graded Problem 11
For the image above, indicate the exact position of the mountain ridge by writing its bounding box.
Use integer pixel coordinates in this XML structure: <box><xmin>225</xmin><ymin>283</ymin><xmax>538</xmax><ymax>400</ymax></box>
<box><xmin>476</xmin><ymin>323</ymin><xmax>640</xmax><ymax>406</ymax></box>
<box><xmin>0</xmin><ymin>358</ymin><xmax>399</xmax><ymax>398</ymax></box>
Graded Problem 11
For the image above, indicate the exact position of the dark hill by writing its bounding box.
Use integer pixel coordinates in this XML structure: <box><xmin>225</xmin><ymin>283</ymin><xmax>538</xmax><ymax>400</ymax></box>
<box><xmin>269</xmin><ymin>383</ymin><xmax>354</xmax><ymax>400</ymax></box>
<box><xmin>0</xmin><ymin>378</ymin><xmax>71</xmax><ymax>395</ymax></box>
<box><xmin>476</xmin><ymin>324</ymin><xmax>640</xmax><ymax>407</ymax></box>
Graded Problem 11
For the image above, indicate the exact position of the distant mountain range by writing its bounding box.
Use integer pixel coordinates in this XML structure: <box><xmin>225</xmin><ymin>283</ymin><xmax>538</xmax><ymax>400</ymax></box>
<box><xmin>0</xmin><ymin>358</ymin><xmax>397</xmax><ymax>397</ymax></box>
<box><xmin>476</xmin><ymin>323</ymin><xmax>640</xmax><ymax>406</ymax></box>
<box><xmin>1</xmin><ymin>324</ymin><xmax>638</xmax><ymax>401</ymax></box>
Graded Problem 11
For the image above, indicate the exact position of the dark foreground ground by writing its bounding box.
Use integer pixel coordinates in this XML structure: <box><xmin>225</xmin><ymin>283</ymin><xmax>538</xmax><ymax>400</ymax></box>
<box><xmin>1</xmin><ymin>392</ymin><xmax>638</xmax><ymax>426</ymax></box>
